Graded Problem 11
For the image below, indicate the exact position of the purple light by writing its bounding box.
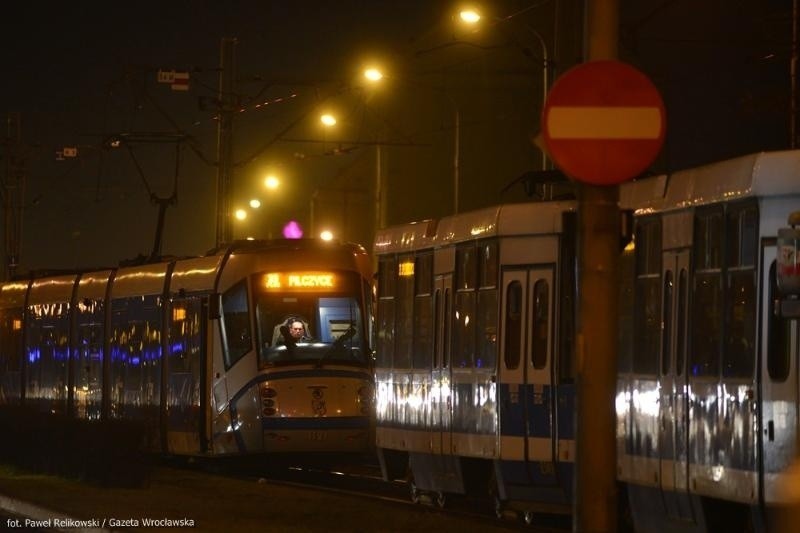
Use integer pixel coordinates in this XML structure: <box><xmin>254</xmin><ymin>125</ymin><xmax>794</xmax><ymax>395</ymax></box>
<box><xmin>283</xmin><ymin>220</ymin><xmax>303</xmax><ymax>239</ymax></box>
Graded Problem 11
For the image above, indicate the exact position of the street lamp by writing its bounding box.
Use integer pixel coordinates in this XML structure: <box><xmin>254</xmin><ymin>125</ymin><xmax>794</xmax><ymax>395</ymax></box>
<box><xmin>264</xmin><ymin>175</ymin><xmax>280</xmax><ymax>190</ymax></box>
<box><xmin>363</xmin><ymin>66</ymin><xmax>461</xmax><ymax>214</ymax></box>
<box><xmin>320</xmin><ymin>113</ymin><xmax>337</xmax><ymax>127</ymax></box>
<box><xmin>458</xmin><ymin>6</ymin><xmax>550</xmax><ymax>171</ymax></box>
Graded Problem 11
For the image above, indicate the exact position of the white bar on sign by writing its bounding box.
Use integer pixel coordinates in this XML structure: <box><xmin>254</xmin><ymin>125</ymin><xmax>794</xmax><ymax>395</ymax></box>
<box><xmin>547</xmin><ymin>106</ymin><xmax>662</xmax><ymax>139</ymax></box>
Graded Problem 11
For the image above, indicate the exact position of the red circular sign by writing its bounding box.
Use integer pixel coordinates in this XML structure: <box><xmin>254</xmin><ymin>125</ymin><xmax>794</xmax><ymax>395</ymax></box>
<box><xmin>542</xmin><ymin>60</ymin><xmax>666</xmax><ymax>185</ymax></box>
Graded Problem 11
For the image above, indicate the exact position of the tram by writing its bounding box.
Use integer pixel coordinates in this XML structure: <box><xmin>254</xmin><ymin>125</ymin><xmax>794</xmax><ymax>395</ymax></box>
<box><xmin>0</xmin><ymin>239</ymin><xmax>375</xmax><ymax>460</ymax></box>
<box><xmin>373</xmin><ymin>198</ymin><xmax>578</xmax><ymax>521</ymax></box>
<box><xmin>373</xmin><ymin>149</ymin><xmax>800</xmax><ymax>530</ymax></box>
<box><xmin>617</xmin><ymin>149</ymin><xmax>800</xmax><ymax>531</ymax></box>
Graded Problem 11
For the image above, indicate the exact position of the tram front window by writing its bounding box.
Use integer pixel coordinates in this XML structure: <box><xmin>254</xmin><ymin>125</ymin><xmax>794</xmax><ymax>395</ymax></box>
<box><xmin>254</xmin><ymin>270</ymin><xmax>366</xmax><ymax>368</ymax></box>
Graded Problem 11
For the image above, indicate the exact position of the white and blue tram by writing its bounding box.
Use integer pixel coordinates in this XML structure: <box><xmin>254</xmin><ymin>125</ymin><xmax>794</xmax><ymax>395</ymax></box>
<box><xmin>373</xmin><ymin>149</ymin><xmax>800</xmax><ymax>528</ymax></box>
<box><xmin>617</xmin><ymin>150</ymin><xmax>800</xmax><ymax>532</ymax></box>
<box><xmin>0</xmin><ymin>239</ymin><xmax>375</xmax><ymax>460</ymax></box>
<box><xmin>373</xmin><ymin>200</ymin><xmax>579</xmax><ymax>518</ymax></box>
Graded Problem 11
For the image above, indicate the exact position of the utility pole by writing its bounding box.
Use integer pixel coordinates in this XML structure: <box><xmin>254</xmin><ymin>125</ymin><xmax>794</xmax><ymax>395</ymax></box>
<box><xmin>792</xmin><ymin>0</ymin><xmax>798</xmax><ymax>148</ymax></box>
<box><xmin>2</xmin><ymin>113</ymin><xmax>25</xmax><ymax>281</ymax></box>
<box><xmin>575</xmin><ymin>0</ymin><xmax>620</xmax><ymax>531</ymax></box>
<box><xmin>215</xmin><ymin>37</ymin><xmax>237</xmax><ymax>247</ymax></box>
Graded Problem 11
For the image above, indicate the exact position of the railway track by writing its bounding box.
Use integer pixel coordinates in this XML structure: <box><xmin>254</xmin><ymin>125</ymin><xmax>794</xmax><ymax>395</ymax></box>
<box><xmin>171</xmin><ymin>455</ymin><xmax>571</xmax><ymax>532</ymax></box>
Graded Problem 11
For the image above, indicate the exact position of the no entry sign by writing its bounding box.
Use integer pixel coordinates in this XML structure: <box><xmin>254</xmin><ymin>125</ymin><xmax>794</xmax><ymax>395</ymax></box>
<box><xmin>542</xmin><ymin>60</ymin><xmax>666</xmax><ymax>185</ymax></box>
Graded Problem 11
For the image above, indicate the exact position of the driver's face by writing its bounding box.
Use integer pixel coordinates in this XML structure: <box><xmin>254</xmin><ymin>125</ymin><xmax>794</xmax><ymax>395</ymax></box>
<box><xmin>289</xmin><ymin>322</ymin><xmax>305</xmax><ymax>339</ymax></box>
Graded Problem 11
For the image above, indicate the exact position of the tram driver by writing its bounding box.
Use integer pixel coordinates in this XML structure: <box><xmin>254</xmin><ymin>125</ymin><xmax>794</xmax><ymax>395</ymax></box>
<box><xmin>274</xmin><ymin>316</ymin><xmax>312</xmax><ymax>346</ymax></box>
<box><xmin>287</xmin><ymin>319</ymin><xmax>308</xmax><ymax>341</ymax></box>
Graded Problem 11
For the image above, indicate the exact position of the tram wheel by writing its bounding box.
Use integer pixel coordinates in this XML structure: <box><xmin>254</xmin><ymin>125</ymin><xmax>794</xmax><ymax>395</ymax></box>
<box><xmin>409</xmin><ymin>480</ymin><xmax>421</xmax><ymax>504</ymax></box>
<box><xmin>493</xmin><ymin>496</ymin><xmax>505</xmax><ymax>519</ymax></box>
<box><xmin>435</xmin><ymin>491</ymin><xmax>446</xmax><ymax>508</ymax></box>
<box><xmin>523</xmin><ymin>510</ymin><xmax>535</xmax><ymax>526</ymax></box>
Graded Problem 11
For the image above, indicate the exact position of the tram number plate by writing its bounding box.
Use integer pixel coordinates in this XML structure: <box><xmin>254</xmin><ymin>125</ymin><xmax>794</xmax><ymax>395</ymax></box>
<box><xmin>309</xmin><ymin>431</ymin><xmax>326</xmax><ymax>441</ymax></box>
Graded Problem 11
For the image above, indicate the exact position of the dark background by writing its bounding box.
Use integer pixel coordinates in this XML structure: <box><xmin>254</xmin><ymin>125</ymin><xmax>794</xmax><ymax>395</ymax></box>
<box><xmin>0</xmin><ymin>0</ymin><xmax>793</xmax><ymax>272</ymax></box>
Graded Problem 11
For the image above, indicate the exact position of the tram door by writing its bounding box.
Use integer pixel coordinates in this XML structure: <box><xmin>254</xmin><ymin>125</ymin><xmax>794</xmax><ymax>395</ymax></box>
<box><xmin>499</xmin><ymin>267</ymin><xmax>555</xmax><ymax>472</ymax></box>
<box><xmin>759</xmin><ymin>244</ymin><xmax>799</xmax><ymax>502</ymax></box>
<box><xmin>432</xmin><ymin>274</ymin><xmax>453</xmax><ymax>455</ymax></box>
<box><xmin>658</xmin><ymin>249</ymin><xmax>693</xmax><ymax>520</ymax></box>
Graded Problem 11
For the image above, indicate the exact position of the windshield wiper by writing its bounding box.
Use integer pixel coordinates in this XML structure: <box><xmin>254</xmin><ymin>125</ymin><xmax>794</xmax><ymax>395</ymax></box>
<box><xmin>315</xmin><ymin>325</ymin><xmax>356</xmax><ymax>368</ymax></box>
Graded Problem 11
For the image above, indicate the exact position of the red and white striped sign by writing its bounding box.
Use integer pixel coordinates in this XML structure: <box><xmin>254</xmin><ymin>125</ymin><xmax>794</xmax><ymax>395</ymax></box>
<box><xmin>171</xmin><ymin>71</ymin><xmax>190</xmax><ymax>91</ymax></box>
<box><xmin>542</xmin><ymin>60</ymin><xmax>666</xmax><ymax>185</ymax></box>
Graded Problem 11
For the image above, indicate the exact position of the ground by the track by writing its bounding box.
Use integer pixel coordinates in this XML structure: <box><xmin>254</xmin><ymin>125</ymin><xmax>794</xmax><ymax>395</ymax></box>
<box><xmin>0</xmin><ymin>462</ymin><xmax>519</xmax><ymax>532</ymax></box>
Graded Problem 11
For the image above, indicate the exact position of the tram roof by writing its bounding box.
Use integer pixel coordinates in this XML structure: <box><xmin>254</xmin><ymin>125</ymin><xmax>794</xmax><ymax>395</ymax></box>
<box><xmin>374</xmin><ymin>200</ymin><xmax>576</xmax><ymax>254</ymax></box>
<box><xmin>620</xmin><ymin>149</ymin><xmax>800</xmax><ymax>214</ymax></box>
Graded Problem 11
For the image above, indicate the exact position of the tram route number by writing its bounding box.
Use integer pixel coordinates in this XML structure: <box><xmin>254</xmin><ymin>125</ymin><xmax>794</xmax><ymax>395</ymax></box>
<box><xmin>309</xmin><ymin>431</ymin><xmax>326</xmax><ymax>441</ymax></box>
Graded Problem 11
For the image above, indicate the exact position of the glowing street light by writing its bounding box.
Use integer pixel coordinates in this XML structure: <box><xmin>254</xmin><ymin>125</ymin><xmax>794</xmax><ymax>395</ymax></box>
<box><xmin>319</xmin><ymin>230</ymin><xmax>334</xmax><ymax>241</ymax></box>
<box><xmin>249</xmin><ymin>199</ymin><xmax>261</xmax><ymax>209</ymax></box>
<box><xmin>320</xmin><ymin>113</ymin><xmax>337</xmax><ymax>127</ymax></box>
<box><xmin>264</xmin><ymin>175</ymin><xmax>280</xmax><ymax>189</ymax></box>
<box><xmin>363</xmin><ymin>68</ymin><xmax>383</xmax><ymax>82</ymax></box>
<box><xmin>459</xmin><ymin>9</ymin><xmax>481</xmax><ymax>23</ymax></box>
<box><xmin>234</xmin><ymin>209</ymin><xmax>247</xmax><ymax>221</ymax></box>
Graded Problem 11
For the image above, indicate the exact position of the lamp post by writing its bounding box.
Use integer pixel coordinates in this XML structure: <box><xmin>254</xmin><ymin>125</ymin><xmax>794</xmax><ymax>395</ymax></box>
<box><xmin>363</xmin><ymin>67</ymin><xmax>461</xmax><ymax>215</ymax></box>
<box><xmin>459</xmin><ymin>8</ymin><xmax>550</xmax><ymax>171</ymax></box>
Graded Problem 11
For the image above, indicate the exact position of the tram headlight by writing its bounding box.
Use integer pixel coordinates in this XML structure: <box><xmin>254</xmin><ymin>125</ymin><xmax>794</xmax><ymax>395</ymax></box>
<box><xmin>261</xmin><ymin>386</ymin><xmax>278</xmax><ymax>416</ymax></box>
<box><xmin>357</xmin><ymin>384</ymin><xmax>373</xmax><ymax>414</ymax></box>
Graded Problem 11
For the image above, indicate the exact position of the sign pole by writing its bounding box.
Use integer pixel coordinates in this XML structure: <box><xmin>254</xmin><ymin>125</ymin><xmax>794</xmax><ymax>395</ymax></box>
<box><xmin>576</xmin><ymin>1</ymin><xmax>619</xmax><ymax>531</ymax></box>
<box><xmin>540</xmin><ymin>3</ymin><xmax>665</xmax><ymax>531</ymax></box>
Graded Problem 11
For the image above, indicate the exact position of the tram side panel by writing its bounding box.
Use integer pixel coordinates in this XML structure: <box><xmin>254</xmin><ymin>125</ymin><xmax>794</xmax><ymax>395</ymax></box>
<box><xmin>374</xmin><ymin>205</ymin><xmax>578</xmax><ymax>513</ymax></box>
<box><xmin>0</xmin><ymin>280</ymin><xmax>27</xmax><ymax>406</ymax></box>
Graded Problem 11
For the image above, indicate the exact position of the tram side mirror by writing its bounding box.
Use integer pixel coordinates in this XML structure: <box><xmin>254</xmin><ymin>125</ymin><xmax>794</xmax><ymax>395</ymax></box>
<box><xmin>776</xmin><ymin>211</ymin><xmax>800</xmax><ymax>318</ymax></box>
<box><xmin>620</xmin><ymin>209</ymin><xmax>634</xmax><ymax>252</ymax></box>
<box><xmin>209</xmin><ymin>293</ymin><xmax>222</xmax><ymax>319</ymax></box>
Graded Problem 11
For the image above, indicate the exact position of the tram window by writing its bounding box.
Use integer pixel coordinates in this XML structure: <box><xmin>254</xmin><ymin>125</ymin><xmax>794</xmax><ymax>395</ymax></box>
<box><xmin>676</xmin><ymin>269</ymin><xmax>687</xmax><ymax>376</ymax></box>
<box><xmin>456</xmin><ymin>245</ymin><xmax>477</xmax><ymax>290</ymax></box>
<box><xmin>75</xmin><ymin>298</ymin><xmax>105</xmax><ymax>420</ymax></box>
<box><xmin>412</xmin><ymin>253</ymin><xmax>434</xmax><ymax>370</ymax></box>
<box><xmin>109</xmin><ymin>295</ymin><xmax>163</xmax><ymax>419</ymax></box>
<box><xmin>377</xmin><ymin>257</ymin><xmax>396</xmax><ymax>368</ymax></box>
<box><xmin>691</xmin><ymin>208</ymin><xmax>724</xmax><ymax>377</ymax></box>
<box><xmin>415</xmin><ymin>253</ymin><xmax>433</xmax><ymax>294</ymax></box>
<box><xmin>376</xmin><ymin>299</ymin><xmax>394</xmax><ymax>368</ymax></box>
<box><xmin>479</xmin><ymin>241</ymin><xmax>498</xmax><ymax>288</ymax></box>
<box><xmin>723</xmin><ymin>203</ymin><xmax>757</xmax><ymax>378</ymax></box>
<box><xmin>633</xmin><ymin>218</ymin><xmax>661</xmax><ymax>375</ymax></box>
<box><xmin>531</xmin><ymin>280</ymin><xmax>549</xmax><ymax>370</ymax></box>
<box><xmin>395</xmin><ymin>254</ymin><xmax>414</xmax><ymax>369</ymax></box>
<box><xmin>221</xmin><ymin>280</ymin><xmax>251</xmax><ymax>369</ymax></box>
<box><xmin>767</xmin><ymin>261</ymin><xmax>791</xmax><ymax>381</ymax></box>
<box><xmin>476</xmin><ymin>288</ymin><xmax>497</xmax><ymax>369</ymax></box>
<box><xmin>691</xmin><ymin>274</ymin><xmax>723</xmax><ymax>376</ymax></box>
<box><xmin>413</xmin><ymin>294</ymin><xmax>433</xmax><ymax>369</ymax></box>
<box><xmin>26</xmin><ymin>302</ymin><xmax>70</xmax><ymax>414</ymax></box>
<box><xmin>378</xmin><ymin>257</ymin><xmax>397</xmax><ymax>298</ymax></box>
<box><xmin>413</xmin><ymin>253</ymin><xmax>433</xmax><ymax>369</ymax></box>
<box><xmin>504</xmin><ymin>281</ymin><xmax>522</xmax><ymax>370</ymax></box>
<box><xmin>454</xmin><ymin>291</ymin><xmax>476</xmax><ymax>368</ymax></box>
<box><xmin>696</xmin><ymin>210</ymin><xmax>724</xmax><ymax>270</ymax></box>
<box><xmin>168</xmin><ymin>297</ymin><xmax>202</xmax><ymax>429</ymax></box>
<box><xmin>724</xmin><ymin>270</ymin><xmax>755</xmax><ymax>377</ymax></box>
<box><xmin>661</xmin><ymin>271</ymin><xmax>673</xmax><ymax>375</ymax></box>
<box><xmin>0</xmin><ymin>309</ymin><xmax>23</xmax><ymax>373</ymax></box>
<box><xmin>727</xmin><ymin>204</ymin><xmax>758</xmax><ymax>268</ymax></box>
<box><xmin>443</xmin><ymin>288</ymin><xmax>452</xmax><ymax>368</ymax></box>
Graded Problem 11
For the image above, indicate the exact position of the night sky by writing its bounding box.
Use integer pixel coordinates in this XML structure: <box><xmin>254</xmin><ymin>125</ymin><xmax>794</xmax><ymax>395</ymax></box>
<box><xmin>0</xmin><ymin>0</ymin><xmax>793</xmax><ymax>273</ymax></box>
